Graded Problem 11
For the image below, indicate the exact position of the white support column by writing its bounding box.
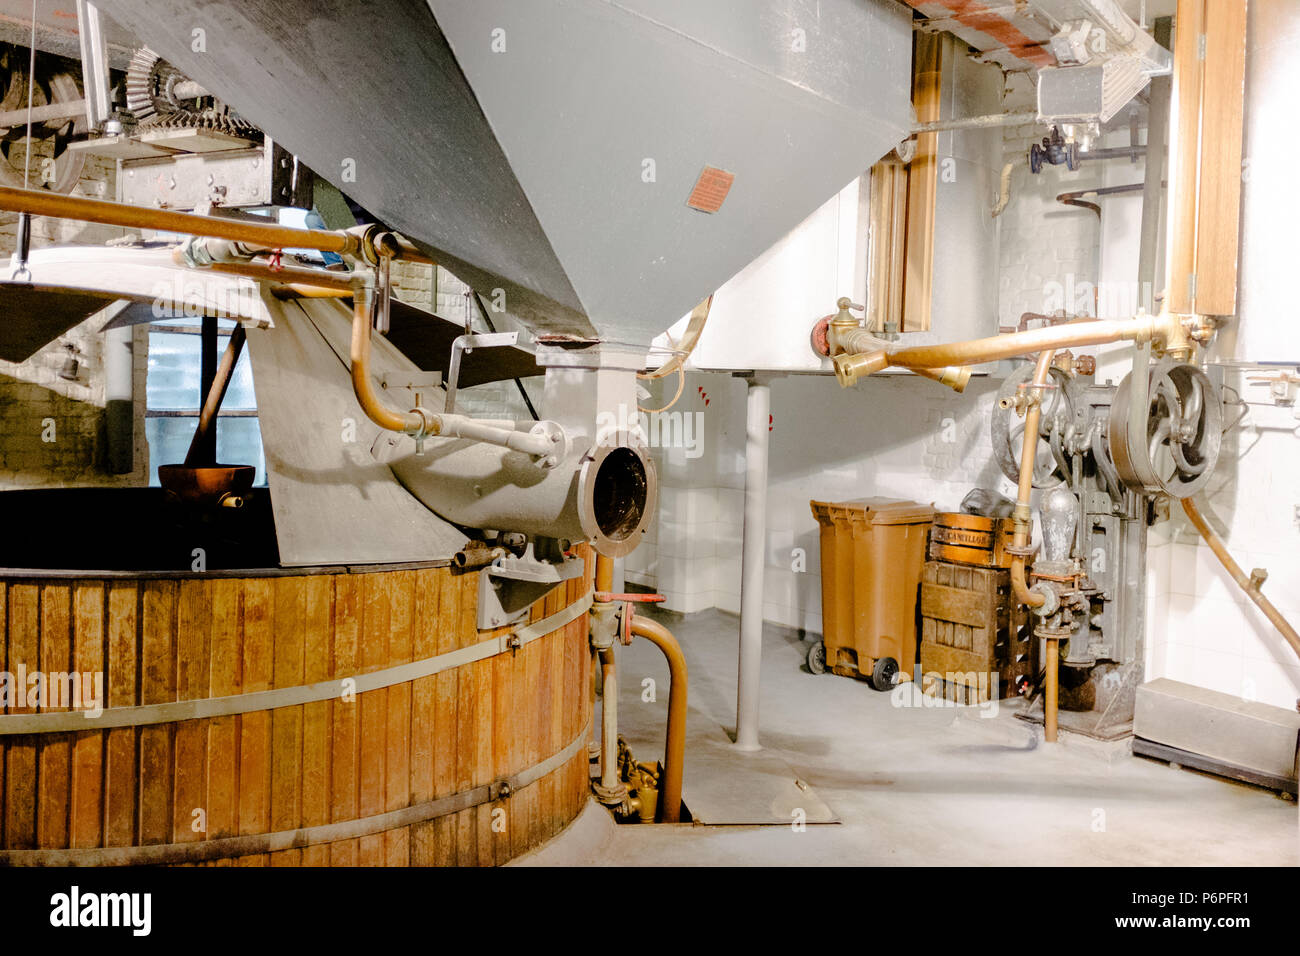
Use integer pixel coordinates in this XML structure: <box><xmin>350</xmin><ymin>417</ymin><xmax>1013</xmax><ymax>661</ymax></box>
<box><xmin>735</xmin><ymin>375</ymin><xmax>771</xmax><ymax>751</ymax></box>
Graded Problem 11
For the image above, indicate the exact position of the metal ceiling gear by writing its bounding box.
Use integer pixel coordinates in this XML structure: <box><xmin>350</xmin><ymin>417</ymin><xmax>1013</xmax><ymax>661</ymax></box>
<box><xmin>1109</xmin><ymin>359</ymin><xmax>1223</xmax><ymax>499</ymax></box>
<box><xmin>124</xmin><ymin>46</ymin><xmax>251</xmax><ymax>134</ymax></box>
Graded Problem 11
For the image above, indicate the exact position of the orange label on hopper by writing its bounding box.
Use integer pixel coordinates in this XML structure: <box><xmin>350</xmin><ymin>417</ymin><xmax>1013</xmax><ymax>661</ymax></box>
<box><xmin>686</xmin><ymin>166</ymin><xmax>734</xmax><ymax>213</ymax></box>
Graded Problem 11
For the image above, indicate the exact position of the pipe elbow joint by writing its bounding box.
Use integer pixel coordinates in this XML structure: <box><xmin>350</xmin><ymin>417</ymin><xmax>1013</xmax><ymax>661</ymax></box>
<box><xmin>405</xmin><ymin>406</ymin><xmax>438</xmax><ymax>440</ymax></box>
<box><xmin>1030</xmin><ymin>582</ymin><xmax>1059</xmax><ymax>617</ymax></box>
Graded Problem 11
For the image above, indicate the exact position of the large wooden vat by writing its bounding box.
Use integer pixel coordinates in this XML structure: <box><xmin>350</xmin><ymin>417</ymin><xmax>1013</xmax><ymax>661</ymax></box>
<box><xmin>0</xmin><ymin>546</ymin><xmax>594</xmax><ymax>866</ymax></box>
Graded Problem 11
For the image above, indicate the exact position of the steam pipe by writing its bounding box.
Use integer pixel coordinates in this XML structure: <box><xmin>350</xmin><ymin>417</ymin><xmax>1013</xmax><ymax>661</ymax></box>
<box><xmin>0</xmin><ymin>184</ymin><xmax>362</xmax><ymax>256</ymax></box>
<box><xmin>350</xmin><ymin>279</ymin><xmax>433</xmax><ymax>437</ymax></box>
<box><xmin>831</xmin><ymin>324</ymin><xmax>972</xmax><ymax>391</ymax></box>
<box><xmin>1182</xmin><ymin>497</ymin><xmax>1300</xmax><ymax>664</ymax></box>
<box><xmin>591</xmin><ymin>554</ymin><xmax>687</xmax><ymax>823</ymax></box>
<box><xmin>629</xmin><ymin>616</ymin><xmax>687</xmax><ymax>823</ymax></box>
<box><xmin>1009</xmin><ymin>350</ymin><xmax>1056</xmax><ymax>611</ymax></box>
<box><xmin>833</xmin><ymin>313</ymin><xmax>1182</xmax><ymax>386</ymax></box>
<box><xmin>598</xmin><ymin>646</ymin><xmax>620</xmax><ymax>796</ymax></box>
<box><xmin>171</xmin><ymin>247</ymin><xmax>355</xmax><ymax>294</ymax></box>
<box><xmin>824</xmin><ymin>302</ymin><xmax>971</xmax><ymax>390</ymax></box>
<box><xmin>351</xmin><ymin>278</ymin><xmax>561</xmax><ymax>457</ymax></box>
<box><xmin>594</xmin><ymin>556</ymin><xmax>621</xmax><ymax>798</ymax></box>
<box><xmin>0</xmin><ymin>185</ymin><xmax>433</xmax><ymax>268</ymax></box>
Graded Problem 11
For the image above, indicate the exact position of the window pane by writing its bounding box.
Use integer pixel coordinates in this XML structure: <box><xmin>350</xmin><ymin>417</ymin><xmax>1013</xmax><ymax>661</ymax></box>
<box><xmin>146</xmin><ymin>332</ymin><xmax>257</xmax><ymax>411</ymax></box>
<box><xmin>146</xmin><ymin>417</ymin><xmax>267</xmax><ymax>488</ymax></box>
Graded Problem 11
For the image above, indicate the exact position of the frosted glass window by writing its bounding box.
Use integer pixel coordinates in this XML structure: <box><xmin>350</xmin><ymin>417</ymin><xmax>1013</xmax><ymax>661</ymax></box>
<box><xmin>145</xmin><ymin>320</ymin><xmax>266</xmax><ymax>488</ymax></box>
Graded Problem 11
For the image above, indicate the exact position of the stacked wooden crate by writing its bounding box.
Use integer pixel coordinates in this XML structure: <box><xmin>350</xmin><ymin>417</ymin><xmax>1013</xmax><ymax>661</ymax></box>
<box><xmin>919</xmin><ymin>514</ymin><xmax>1034</xmax><ymax>703</ymax></box>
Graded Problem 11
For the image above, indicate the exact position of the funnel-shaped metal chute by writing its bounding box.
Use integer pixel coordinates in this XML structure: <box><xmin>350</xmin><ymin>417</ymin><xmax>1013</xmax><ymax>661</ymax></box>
<box><xmin>100</xmin><ymin>0</ymin><xmax>911</xmax><ymax>344</ymax></box>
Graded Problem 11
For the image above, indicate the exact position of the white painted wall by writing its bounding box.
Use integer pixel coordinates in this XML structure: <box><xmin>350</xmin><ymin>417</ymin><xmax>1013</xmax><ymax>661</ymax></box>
<box><xmin>628</xmin><ymin>370</ymin><xmax>1018</xmax><ymax>631</ymax></box>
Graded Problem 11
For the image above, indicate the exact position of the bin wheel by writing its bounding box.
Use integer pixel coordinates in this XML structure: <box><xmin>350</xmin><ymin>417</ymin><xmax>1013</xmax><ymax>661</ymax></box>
<box><xmin>807</xmin><ymin>641</ymin><xmax>826</xmax><ymax>675</ymax></box>
<box><xmin>870</xmin><ymin>657</ymin><xmax>899</xmax><ymax>692</ymax></box>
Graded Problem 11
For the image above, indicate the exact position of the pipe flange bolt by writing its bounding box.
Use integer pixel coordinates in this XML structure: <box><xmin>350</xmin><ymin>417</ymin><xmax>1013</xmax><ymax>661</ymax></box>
<box><xmin>529</xmin><ymin>420</ymin><xmax>569</xmax><ymax>469</ymax></box>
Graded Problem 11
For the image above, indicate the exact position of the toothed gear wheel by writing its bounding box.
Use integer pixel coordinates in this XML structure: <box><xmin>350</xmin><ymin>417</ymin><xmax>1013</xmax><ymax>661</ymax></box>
<box><xmin>124</xmin><ymin>46</ymin><xmax>254</xmax><ymax>135</ymax></box>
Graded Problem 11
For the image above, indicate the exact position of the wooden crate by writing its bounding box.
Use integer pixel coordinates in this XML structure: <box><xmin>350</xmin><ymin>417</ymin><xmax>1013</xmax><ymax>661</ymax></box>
<box><xmin>928</xmin><ymin>512</ymin><xmax>1015</xmax><ymax>568</ymax></box>
<box><xmin>919</xmin><ymin>561</ymin><xmax>1033</xmax><ymax>703</ymax></box>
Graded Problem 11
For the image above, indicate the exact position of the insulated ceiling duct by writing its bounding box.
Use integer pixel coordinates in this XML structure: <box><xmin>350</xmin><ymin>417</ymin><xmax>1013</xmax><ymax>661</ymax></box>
<box><xmin>97</xmin><ymin>0</ymin><xmax>912</xmax><ymax>346</ymax></box>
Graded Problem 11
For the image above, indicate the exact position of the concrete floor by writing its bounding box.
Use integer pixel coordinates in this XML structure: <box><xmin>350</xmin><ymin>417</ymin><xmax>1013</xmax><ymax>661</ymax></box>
<box><xmin>519</xmin><ymin>607</ymin><xmax>1300</xmax><ymax>866</ymax></box>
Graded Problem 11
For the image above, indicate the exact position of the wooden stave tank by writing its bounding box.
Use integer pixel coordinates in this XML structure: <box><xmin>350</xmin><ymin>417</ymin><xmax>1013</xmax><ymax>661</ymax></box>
<box><xmin>0</xmin><ymin>545</ymin><xmax>594</xmax><ymax>866</ymax></box>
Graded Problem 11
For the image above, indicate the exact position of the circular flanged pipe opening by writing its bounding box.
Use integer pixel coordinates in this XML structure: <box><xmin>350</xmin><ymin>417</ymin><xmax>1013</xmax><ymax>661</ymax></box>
<box><xmin>577</xmin><ymin>438</ymin><xmax>657</xmax><ymax>558</ymax></box>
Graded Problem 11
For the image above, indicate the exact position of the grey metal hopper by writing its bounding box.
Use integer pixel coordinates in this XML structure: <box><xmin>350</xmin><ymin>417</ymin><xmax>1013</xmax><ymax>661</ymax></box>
<box><xmin>99</xmin><ymin>0</ymin><xmax>911</xmax><ymax>345</ymax></box>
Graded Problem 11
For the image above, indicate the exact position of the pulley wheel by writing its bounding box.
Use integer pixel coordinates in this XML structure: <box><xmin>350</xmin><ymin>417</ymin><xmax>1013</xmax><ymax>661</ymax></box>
<box><xmin>1108</xmin><ymin>360</ymin><xmax>1222</xmax><ymax>498</ymax></box>
<box><xmin>991</xmin><ymin>363</ymin><xmax>1077</xmax><ymax>488</ymax></box>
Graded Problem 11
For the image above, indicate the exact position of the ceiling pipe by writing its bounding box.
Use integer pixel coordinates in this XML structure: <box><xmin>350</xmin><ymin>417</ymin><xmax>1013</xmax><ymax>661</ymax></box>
<box><xmin>0</xmin><ymin>184</ymin><xmax>432</xmax><ymax>268</ymax></box>
<box><xmin>910</xmin><ymin>109</ymin><xmax>1037</xmax><ymax>134</ymax></box>
<box><xmin>170</xmin><ymin>247</ymin><xmax>355</xmax><ymax>294</ymax></box>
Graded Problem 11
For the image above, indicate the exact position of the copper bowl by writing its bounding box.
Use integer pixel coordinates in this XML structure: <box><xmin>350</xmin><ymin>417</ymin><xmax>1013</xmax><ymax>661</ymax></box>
<box><xmin>158</xmin><ymin>464</ymin><xmax>256</xmax><ymax>508</ymax></box>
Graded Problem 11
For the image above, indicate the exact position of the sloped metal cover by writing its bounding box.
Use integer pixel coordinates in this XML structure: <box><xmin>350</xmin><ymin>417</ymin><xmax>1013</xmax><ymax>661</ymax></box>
<box><xmin>100</xmin><ymin>0</ymin><xmax>910</xmax><ymax>344</ymax></box>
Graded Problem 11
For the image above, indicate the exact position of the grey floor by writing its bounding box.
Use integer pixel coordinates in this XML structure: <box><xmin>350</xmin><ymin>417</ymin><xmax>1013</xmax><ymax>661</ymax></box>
<box><xmin>518</xmin><ymin>607</ymin><xmax>1300</xmax><ymax>866</ymax></box>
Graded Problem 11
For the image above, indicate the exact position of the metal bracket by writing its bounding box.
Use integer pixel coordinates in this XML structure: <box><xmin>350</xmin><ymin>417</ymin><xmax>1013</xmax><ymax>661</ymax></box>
<box><xmin>477</xmin><ymin>543</ymin><xmax>586</xmax><ymax>630</ymax></box>
<box><xmin>445</xmin><ymin>331</ymin><xmax>519</xmax><ymax>414</ymax></box>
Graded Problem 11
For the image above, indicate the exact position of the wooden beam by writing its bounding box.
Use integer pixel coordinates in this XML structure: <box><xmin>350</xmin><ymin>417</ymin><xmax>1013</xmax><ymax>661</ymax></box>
<box><xmin>1166</xmin><ymin>0</ymin><xmax>1206</xmax><ymax>315</ymax></box>
<box><xmin>903</xmin><ymin>31</ymin><xmax>943</xmax><ymax>332</ymax></box>
<box><xmin>1193</xmin><ymin>0</ymin><xmax>1249</xmax><ymax>315</ymax></box>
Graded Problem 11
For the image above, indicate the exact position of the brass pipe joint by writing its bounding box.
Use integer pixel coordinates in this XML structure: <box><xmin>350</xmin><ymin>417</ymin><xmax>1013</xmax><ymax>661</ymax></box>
<box><xmin>823</xmin><ymin>298</ymin><xmax>971</xmax><ymax>392</ymax></box>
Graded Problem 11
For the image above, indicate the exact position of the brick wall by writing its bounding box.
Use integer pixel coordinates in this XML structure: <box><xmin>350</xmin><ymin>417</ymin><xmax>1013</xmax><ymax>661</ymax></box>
<box><xmin>0</xmin><ymin>152</ymin><xmax>149</xmax><ymax>489</ymax></box>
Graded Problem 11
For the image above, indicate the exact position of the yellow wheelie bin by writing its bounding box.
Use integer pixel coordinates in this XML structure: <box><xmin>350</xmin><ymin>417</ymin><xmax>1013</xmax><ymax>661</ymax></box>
<box><xmin>808</xmin><ymin>498</ymin><xmax>935</xmax><ymax>690</ymax></box>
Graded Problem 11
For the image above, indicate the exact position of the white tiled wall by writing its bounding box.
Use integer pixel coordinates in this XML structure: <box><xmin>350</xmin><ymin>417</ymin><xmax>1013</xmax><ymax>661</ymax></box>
<box><xmin>636</xmin><ymin>370</ymin><xmax>1019</xmax><ymax>631</ymax></box>
<box><xmin>1147</xmin><ymin>384</ymin><xmax>1300</xmax><ymax>709</ymax></box>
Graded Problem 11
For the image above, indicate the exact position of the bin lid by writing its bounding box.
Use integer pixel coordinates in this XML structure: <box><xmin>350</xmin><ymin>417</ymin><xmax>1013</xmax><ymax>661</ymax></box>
<box><xmin>810</xmin><ymin>497</ymin><xmax>935</xmax><ymax>525</ymax></box>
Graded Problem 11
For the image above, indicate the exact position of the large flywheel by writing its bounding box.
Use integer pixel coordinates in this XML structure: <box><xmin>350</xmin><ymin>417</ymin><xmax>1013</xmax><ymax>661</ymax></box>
<box><xmin>1108</xmin><ymin>359</ymin><xmax>1222</xmax><ymax>498</ymax></box>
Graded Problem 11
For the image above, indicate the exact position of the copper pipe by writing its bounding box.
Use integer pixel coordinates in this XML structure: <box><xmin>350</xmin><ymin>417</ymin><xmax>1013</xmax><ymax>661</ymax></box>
<box><xmin>629</xmin><ymin>616</ymin><xmax>687</xmax><ymax>824</ymax></box>
<box><xmin>1009</xmin><ymin>349</ymin><xmax>1056</xmax><ymax>610</ymax></box>
<box><xmin>176</xmin><ymin>253</ymin><xmax>355</xmax><ymax>293</ymax></box>
<box><xmin>1045</xmin><ymin>639</ymin><xmax>1060</xmax><ymax>743</ymax></box>
<box><xmin>0</xmin><ymin>184</ymin><xmax>361</xmax><ymax>256</ymax></box>
<box><xmin>593</xmin><ymin>553</ymin><xmax>687</xmax><ymax>822</ymax></box>
<box><xmin>596</xmin><ymin>553</ymin><xmax>614</xmax><ymax>593</ymax></box>
<box><xmin>374</xmin><ymin>231</ymin><xmax>436</xmax><ymax>265</ymax></box>
<box><xmin>828</xmin><ymin>315</ymin><xmax>971</xmax><ymax>391</ymax></box>
<box><xmin>1182</xmin><ymin>497</ymin><xmax>1300</xmax><ymax>664</ymax></box>
<box><xmin>840</xmin><ymin>314</ymin><xmax>1174</xmax><ymax>377</ymax></box>
<box><xmin>593</xmin><ymin>554</ymin><xmax>620</xmax><ymax>797</ymax></box>
<box><xmin>184</xmin><ymin>325</ymin><xmax>246</xmax><ymax>467</ymax></box>
<box><xmin>272</xmin><ymin>284</ymin><xmax>353</xmax><ymax>299</ymax></box>
<box><xmin>350</xmin><ymin>282</ymin><xmax>431</xmax><ymax>436</ymax></box>
<box><xmin>598</xmin><ymin>647</ymin><xmax>620</xmax><ymax>795</ymax></box>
